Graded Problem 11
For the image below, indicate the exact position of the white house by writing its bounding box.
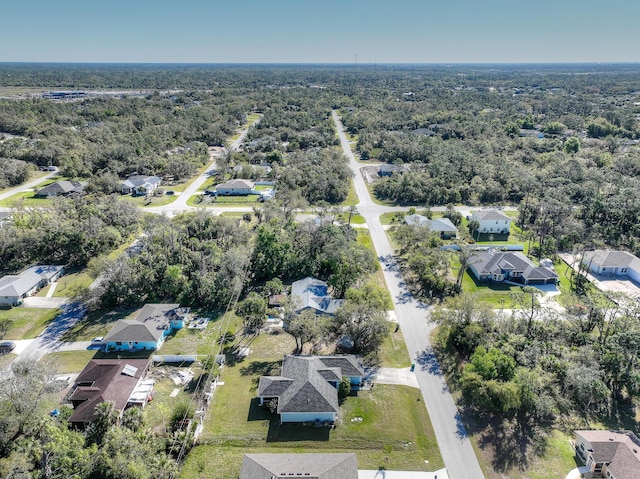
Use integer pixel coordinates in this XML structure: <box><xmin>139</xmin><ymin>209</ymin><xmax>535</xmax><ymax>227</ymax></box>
<box><xmin>0</xmin><ymin>265</ymin><xmax>64</xmax><ymax>307</ymax></box>
<box><xmin>120</xmin><ymin>175</ymin><xmax>162</xmax><ymax>196</ymax></box>
<box><xmin>470</xmin><ymin>209</ymin><xmax>511</xmax><ymax>235</ymax></box>
<box><xmin>581</xmin><ymin>250</ymin><xmax>640</xmax><ymax>285</ymax></box>
<box><xmin>404</xmin><ymin>214</ymin><xmax>458</xmax><ymax>239</ymax></box>
<box><xmin>215</xmin><ymin>179</ymin><xmax>255</xmax><ymax>196</ymax></box>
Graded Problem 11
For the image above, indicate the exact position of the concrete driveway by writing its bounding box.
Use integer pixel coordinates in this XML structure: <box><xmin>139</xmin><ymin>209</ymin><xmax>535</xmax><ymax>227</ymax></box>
<box><xmin>359</xmin><ymin>469</ymin><xmax>449</xmax><ymax>479</ymax></box>
<box><xmin>21</xmin><ymin>297</ymin><xmax>69</xmax><ymax>309</ymax></box>
<box><xmin>369</xmin><ymin>367</ymin><xmax>420</xmax><ymax>389</ymax></box>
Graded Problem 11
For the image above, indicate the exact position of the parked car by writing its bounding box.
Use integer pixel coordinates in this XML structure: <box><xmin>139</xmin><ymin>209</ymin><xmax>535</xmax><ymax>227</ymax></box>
<box><xmin>91</xmin><ymin>337</ymin><xmax>104</xmax><ymax>344</ymax></box>
<box><xmin>0</xmin><ymin>341</ymin><xmax>16</xmax><ymax>354</ymax></box>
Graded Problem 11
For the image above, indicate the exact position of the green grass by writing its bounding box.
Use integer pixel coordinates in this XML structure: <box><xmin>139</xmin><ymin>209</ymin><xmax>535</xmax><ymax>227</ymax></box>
<box><xmin>144</xmin><ymin>374</ymin><xmax>195</xmax><ymax>433</ymax></box>
<box><xmin>180</xmin><ymin>321</ymin><xmax>443</xmax><ymax>478</ymax></box>
<box><xmin>52</xmin><ymin>270</ymin><xmax>93</xmax><ymax>298</ymax></box>
<box><xmin>379</xmin><ymin>328</ymin><xmax>412</xmax><ymax>368</ymax></box>
<box><xmin>189</xmin><ymin>193</ymin><xmax>261</xmax><ymax>207</ymax></box>
<box><xmin>380</xmin><ymin>211</ymin><xmax>405</xmax><ymax>225</ymax></box>
<box><xmin>356</xmin><ymin>230</ymin><xmax>375</xmax><ymax>254</ymax></box>
<box><xmin>44</xmin><ymin>350</ymin><xmax>97</xmax><ymax>373</ymax></box>
<box><xmin>460</xmin><ymin>271</ymin><xmax>520</xmax><ymax>308</ymax></box>
<box><xmin>1</xmin><ymin>307</ymin><xmax>61</xmax><ymax>340</ymax></box>
<box><xmin>0</xmin><ymin>170</ymin><xmax>49</xmax><ymax>196</ymax></box>
<box><xmin>61</xmin><ymin>307</ymin><xmax>138</xmax><ymax>342</ymax></box>
<box><xmin>0</xmin><ymin>175</ymin><xmax>68</xmax><ymax>207</ymax></box>
<box><xmin>339</xmin><ymin>180</ymin><xmax>359</xmax><ymax>207</ymax></box>
<box><xmin>119</xmin><ymin>193</ymin><xmax>178</xmax><ymax>208</ymax></box>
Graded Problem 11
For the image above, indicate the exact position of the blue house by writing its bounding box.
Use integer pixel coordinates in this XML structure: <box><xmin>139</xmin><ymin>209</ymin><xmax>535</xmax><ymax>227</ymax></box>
<box><xmin>103</xmin><ymin>304</ymin><xmax>190</xmax><ymax>352</ymax></box>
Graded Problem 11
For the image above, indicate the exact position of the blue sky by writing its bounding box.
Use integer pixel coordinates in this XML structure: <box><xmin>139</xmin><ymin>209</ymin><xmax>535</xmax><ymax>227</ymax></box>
<box><xmin>2</xmin><ymin>0</ymin><xmax>640</xmax><ymax>63</ymax></box>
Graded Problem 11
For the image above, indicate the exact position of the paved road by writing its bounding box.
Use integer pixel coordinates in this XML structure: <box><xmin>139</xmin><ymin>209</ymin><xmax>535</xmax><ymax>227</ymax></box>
<box><xmin>0</xmin><ymin>170</ymin><xmax>57</xmax><ymax>202</ymax></box>
<box><xmin>333</xmin><ymin>111</ymin><xmax>485</xmax><ymax>479</ymax></box>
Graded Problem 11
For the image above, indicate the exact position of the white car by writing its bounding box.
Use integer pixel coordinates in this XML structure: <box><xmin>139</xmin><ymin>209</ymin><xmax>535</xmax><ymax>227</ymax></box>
<box><xmin>91</xmin><ymin>337</ymin><xmax>104</xmax><ymax>344</ymax></box>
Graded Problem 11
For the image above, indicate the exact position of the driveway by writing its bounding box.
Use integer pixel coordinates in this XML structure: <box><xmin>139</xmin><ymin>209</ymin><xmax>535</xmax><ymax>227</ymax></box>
<box><xmin>565</xmin><ymin>466</ymin><xmax>589</xmax><ymax>479</ymax></box>
<box><xmin>369</xmin><ymin>367</ymin><xmax>419</xmax><ymax>388</ymax></box>
<box><xmin>21</xmin><ymin>297</ymin><xmax>69</xmax><ymax>309</ymax></box>
<box><xmin>359</xmin><ymin>469</ymin><xmax>449</xmax><ymax>479</ymax></box>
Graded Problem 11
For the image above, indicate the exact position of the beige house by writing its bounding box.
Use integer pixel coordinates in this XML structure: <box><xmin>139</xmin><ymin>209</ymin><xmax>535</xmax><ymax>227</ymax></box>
<box><xmin>575</xmin><ymin>430</ymin><xmax>640</xmax><ymax>478</ymax></box>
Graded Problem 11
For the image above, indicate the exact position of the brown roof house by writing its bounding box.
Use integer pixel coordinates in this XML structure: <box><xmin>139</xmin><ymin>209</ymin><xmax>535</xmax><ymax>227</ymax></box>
<box><xmin>575</xmin><ymin>430</ymin><xmax>640</xmax><ymax>479</ymax></box>
<box><xmin>68</xmin><ymin>359</ymin><xmax>151</xmax><ymax>429</ymax></box>
<box><xmin>103</xmin><ymin>303</ymin><xmax>190</xmax><ymax>352</ymax></box>
<box><xmin>240</xmin><ymin>453</ymin><xmax>358</xmax><ymax>479</ymax></box>
<box><xmin>257</xmin><ymin>355</ymin><xmax>364</xmax><ymax>424</ymax></box>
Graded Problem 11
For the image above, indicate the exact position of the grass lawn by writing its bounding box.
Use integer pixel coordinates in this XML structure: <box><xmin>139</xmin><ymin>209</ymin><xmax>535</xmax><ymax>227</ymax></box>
<box><xmin>460</xmin><ymin>270</ymin><xmax>520</xmax><ymax>308</ymax></box>
<box><xmin>61</xmin><ymin>307</ymin><xmax>138</xmax><ymax>342</ymax></box>
<box><xmin>356</xmin><ymin>230</ymin><xmax>375</xmax><ymax>254</ymax></box>
<box><xmin>44</xmin><ymin>350</ymin><xmax>97</xmax><ymax>373</ymax></box>
<box><xmin>120</xmin><ymin>193</ymin><xmax>178</xmax><ymax>208</ymax></box>
<box><xmin>1</xmin><ymin>308</ymin><xmax>60</xmax><ymax>340</ymax></box>
<box><xmin>0</xmin><ymin>175</ymin><xmax>69</xmax><ymax>207</ymax></box>
<box><xmin>0</xmin><ymin>170</ymin><xmax>49</xmax><ymax>196</ymax></box>
<box><xmin>339</xmin><ymin>180</ymin><xmax>359</xmax><ymax>207</ymax></box>
<box><xmin>52</xmin><ymin>270</ymin><xmax>93</xmax><ymax>298</ymax></box>
<box><xmin>180</xmin><ymin>325</ymin><xmax>443</xmax><ymax>479</ymax></box>
<box><xmin>379</xmin><ymin>328</ymin><xmax>411</xmax><ymax>368</ymax></box>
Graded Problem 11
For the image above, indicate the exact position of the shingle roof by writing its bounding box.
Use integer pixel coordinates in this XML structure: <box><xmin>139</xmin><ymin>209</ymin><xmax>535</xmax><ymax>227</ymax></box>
<box><xmin>258</xmin><ymin>355</ymin><xmax>364</xmax><ymax>415</ymax></box>
<box><xmin>472</xmin><ymin>209</ymin><xmax>511</xmax><ymax>221</ymax></box>
<box><xmin>121</xmin><ymin>175</ymin><xmax>162</xmax><ymax>189</ymax></box>
<box><xmin>404</xmin><ymin>215</ymin><xmax>458</xmax><ymax>233</ymax></box>
<box><xmin>291</xmin><ymin>277</ymin><xmax>344</xmax><ymax>315</ymax></box>
<box><xmin>0</xmin><ymin>265</ymin><xmax>63</xmax><ymax>298</ymax></box>
<box><xmin>103</xmin><ymin>304</ymin><xmax>189</xmax><ymax>344</ymax></box>
<box><xmin>69</xmin><ymin>359</ymin><xmax>150</xmax><ymax>425</ymax></box>
<box><xmin>576</xmin><ymin>430</ymin><xmax>640</xmax><ymax>479</ymax></box>
<box><xmin>240</xmin><ymin>453</ymin><xmax>358</xmax><ymax>479</ymax></box>
<box><xmin>37</xmin><ymin>180</ymin><xmax>83</xmax><ymax>196</ymax></box>
<box><xmin>583</xmin><ymin>250</ymin><xmax>640</xmax><ymax>271</ymax></box>
<box><xmin>215</xmin><ymin>179</ymin><xmax>255</xmax><ymax>190</ymax></box>
<box><xmin>470</xmin><ymin>251</ymin><xmax>557</xmax><ymax>282</ymax></box>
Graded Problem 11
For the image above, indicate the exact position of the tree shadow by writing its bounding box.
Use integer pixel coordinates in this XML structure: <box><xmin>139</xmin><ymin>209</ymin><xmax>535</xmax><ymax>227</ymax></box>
<box><xmin>266</xmin><ymin>421</ymin><xmax>331</xmax><ymax>442</ymax></box>
<box><xmin>415</xmin><ymin>347</ymin><xmax>443</xmax><ymax>377</ymax></box>
<box><xmin>247</xmin><ymin>397</ymin><xmax>271</xmax><ymax>422</ymax></box>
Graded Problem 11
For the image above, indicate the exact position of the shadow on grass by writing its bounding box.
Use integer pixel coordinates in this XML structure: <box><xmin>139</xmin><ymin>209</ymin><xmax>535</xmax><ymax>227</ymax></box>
<box><xmin>266</xmin><ymin>421</ymin><xmax>331</xmax><ymax>442</ymax></box>
<box><xmin>598</xmin><ymin>397</ymin><xmax>640</xmax><ymax>432</ymax></box>
<box><xmin>61</xmin><ymin>307</ymin><xmax>137</xmax><ymax>341</ymax></box>
<box><xmin>247</xmin><ymin>397</ymin><xmax>271</xmax><ymax>422</ymax></box>
<box><xmin>465</xmin><ymin>270</ymin><xmax>519</xmax><ymax>292</ymax></box>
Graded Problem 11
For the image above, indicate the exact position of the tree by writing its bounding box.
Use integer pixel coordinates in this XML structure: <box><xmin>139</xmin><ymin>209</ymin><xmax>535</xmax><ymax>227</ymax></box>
<box><xmin>85</xmin><ymin>401</ymin><xmax>118</xmax><ymax>447</ymax></box>
<box><xmin>236</xmin><ymin>292</ymin><xmax>267</xmax><ymax>332</ymax></box>
<box><xmin>285</xmin><ymin>307</ymin><xmax>322</xmax><ymax>353</ymax></box>
<box><xmin>564</xmin><ymin>136</ymin><xmax>580</xmax><ymax>153</ymax></box>
<box><xmin>338</xmin><ymin>376</ymin><xmax>351</xmax><ymax>398</ymax></box>
<box><xmin>331</xmin><ymin>299</ymin><xmax>389</xmax><ymax>356</ymax></box>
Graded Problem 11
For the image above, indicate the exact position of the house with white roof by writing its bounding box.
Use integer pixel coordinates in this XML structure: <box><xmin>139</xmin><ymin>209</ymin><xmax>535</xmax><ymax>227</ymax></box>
<box><xmin>470</xmin><ymin>209</ymin><xmax>511</xmax><ymax>235</ymax></box>
<box><xmin>215</xmin><ymin>179</ymin><xmax>255</xmax><ymax>196</ymax></box>
<box><xmin>291</xmin><ymin>277</ymin><xmax>344</xmax><ymax>315</ymax></box>
<box><xmin>0</xmin><ymin>265</ymin><xmax>64</xmax><ymax>306</ymax></box>
<box><xmin>405</xmin><ymin>214</ymin><xmax>458</xmax><ymax>239</ymax></box>
<box><xmin>120</xmin><ymin>175</ymin><xmax>162</xmax><ymax>196</ymax></box>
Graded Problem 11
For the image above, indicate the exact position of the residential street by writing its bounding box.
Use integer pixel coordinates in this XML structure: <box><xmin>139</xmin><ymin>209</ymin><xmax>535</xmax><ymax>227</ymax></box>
<box><xmin>332</xmin><ymin>110</ymin><xmax>485</xmax><ymax>479</ymax></box>
<box><xmin>0</xmin><ymin>170</ymin><xmax>57</xmax><ymax>202</ymax></box>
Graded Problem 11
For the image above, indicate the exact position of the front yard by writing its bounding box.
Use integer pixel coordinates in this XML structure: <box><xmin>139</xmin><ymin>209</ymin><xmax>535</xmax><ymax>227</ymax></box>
<box><xmin>1</xmin><ymin>307</ymin><xmax>60</xmax><ymax>339</ymax></box>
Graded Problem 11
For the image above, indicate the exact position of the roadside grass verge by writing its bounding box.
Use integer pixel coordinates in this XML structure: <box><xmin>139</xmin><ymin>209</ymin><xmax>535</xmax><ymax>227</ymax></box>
<box><xmin>52</xmin><ymin>270</ymin><xmax>93</xmax><ymax>298</ymax></box>
<box><xmin>2</xmin><ymin>308</ymin><xmax>60</xmax><ymax>340</ymax></box>
<box><xmin>44</xmin><ymin>350</ymin><xmax>97</xmax><ymax>373</ymax></box>
<box><xmin>339</xmin><ymin>180</ymin><xmax>359</xmax><ymax>207</ymax></box>
<box><xmin>379</xmin><ymin>328</ymin><xmax>411</xmax><ymax>368</ymax></box>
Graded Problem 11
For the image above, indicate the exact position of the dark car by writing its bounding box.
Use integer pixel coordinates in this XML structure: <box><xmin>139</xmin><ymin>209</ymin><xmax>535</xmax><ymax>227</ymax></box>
<box><xmin>0</xmin><ymin>341</ymin><xmax>16</xmax><ymax>354</ymax></box>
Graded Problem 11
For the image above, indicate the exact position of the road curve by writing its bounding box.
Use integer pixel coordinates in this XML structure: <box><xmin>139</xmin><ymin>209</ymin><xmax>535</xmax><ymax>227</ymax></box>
<box><xmin>333</xmin><ymin>111</ymin><xmax>485</xmax><ymax>479</ymax></box>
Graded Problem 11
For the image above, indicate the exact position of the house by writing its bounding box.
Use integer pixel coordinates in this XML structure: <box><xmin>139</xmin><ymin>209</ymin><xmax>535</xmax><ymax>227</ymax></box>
<box><xmin>470</xmin><ymin>209</ymin><xmax>511</xmax><ymax>235</ymax></box>
<box><xmin>103</xmin><ymin>303</ymin><xmax>190</xmax><ymax>352</ymax></box>
<box><xmin>0</xmin><ymin>265</ymin><xmax>64</xmax><ymax>307</ymax></box>
<box><xmin>468</xmin><ymin>250</ymin><xmax>558</xmax><ymax>285</ymax></box>
<box><xmin>291</xmin><ymin>277</ymin><xmax>344</xmax><ymax>315</ymax></box>
<box><xmin>581</xmin><ymin>250</ymin><xmax>640</xmax><ymax>285</ymax></box>
<box><xmin>405</xmin><ymin>214</ymin><xmax>458</xmax><ymax>239</ymax></box>
<box><xmin>575</xmin><ymin>430</ymin><xmax>640</xmax><ymax>479</ymax></box>
<box><xmin>240</xmin><ymin>453</ymin><xmax>358</xmax><ymax>479</ymax></box>
<box><xmin>214</xmin><ymin>179</ymin><xmax>255</xmax><ymax>196</ymax></box>
<box><xmin>36</xmin><ymin>180</ymin><xmax>83</xmax><ymax>197</ymax></box>
<box><xmin>257</xmin><ymin>355</ymin><xmax>364</xmax><ymax>424</ymax></box>
<box><xmin>120</xmin><ymin>175</ymin><xmax>162</xmax><ymax>195</ymax></box>
<box><xmin>378</xmin><ymin>164</ymin><xmax>405</xmax><ymax>177</ymax></box>
<box><xmin>68</xmin><ymin>359</ymin><xmax>151</xmax><ymax>429</ymax></box>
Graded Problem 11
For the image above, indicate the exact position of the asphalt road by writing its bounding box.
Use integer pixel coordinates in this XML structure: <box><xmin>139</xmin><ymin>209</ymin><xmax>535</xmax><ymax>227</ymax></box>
<box><xmin>0</xmin><ymin>170</ymin><xmax>57</xmax><ymax>202</ymax></box>
<box><xmin>333</xmin><ymin>111</ymin><xmax>485</xmax><ymax>479</ymax></box>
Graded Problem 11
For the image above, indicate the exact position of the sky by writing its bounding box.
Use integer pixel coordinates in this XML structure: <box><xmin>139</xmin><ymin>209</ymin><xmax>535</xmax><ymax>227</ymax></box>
<box><xmin>2</xmin><ymin>0</ymin><xmax>640</xmax><ymax>64</ymax></box>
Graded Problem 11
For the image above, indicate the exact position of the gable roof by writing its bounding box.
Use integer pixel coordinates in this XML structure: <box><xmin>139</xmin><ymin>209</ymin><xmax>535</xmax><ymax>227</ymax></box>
<box><xmin>576</xmin><ymin>430</ymin><xmax>640</xmax><ymax>479</ymax></box>
<box><xmin>240</xmin><ymin>453</ymin><xmax>358</xmax><ymax>479</ymax></box>
<box><xmin>215</xmin><ymin>179</ymin><xmax>255</xmax><ymax>190</ymax></box>
<box><xmin>291</xmin><ymin>277</ymin><xmax>344</xmax><ymax>314</ymax></box>
<box><xmin>121</xmin><ymin>175</ymin><xmax>162</xmax><ymax>189</ymax></box>
<box><xmin>472</xmin><ymin>209</ymin><xmax>511</xmax><ymax>221</ymax></box>
<box><xmin>258</xmin><ymin>355</ymin><xmax>364</xmax><ymax>415</ymax></box>
<box><xmin>470</xmin><ymin>251</ymin><xmax>558</xmax><ymax>282</ymax></box>
<box><xmin>583</xmin><ymin>250</ymin><xmax>640</xmax><ymax>271</ymax></box>
<box><xmin>37</xmin><ymin>180</ymin><xmax>83</xmax><ymax>196</ymax></box>
<box><xmin>0</xmin><ymin>265</ymin><xmax>64</xmax><ymax>298</ymax></box>
<box><xmin>103</xmin><ymin>303</ymin><xmax>189</xmax><ymax>343</ymax></box>
<box><xmin>404</xmin><ymin>215</ymin><xmax>457</xmax><ymax>233</ymax></box>
<box><xmin>69</xmin><ymin>359</ymin><xmax>150</xmax><ymax>425</ymax></box>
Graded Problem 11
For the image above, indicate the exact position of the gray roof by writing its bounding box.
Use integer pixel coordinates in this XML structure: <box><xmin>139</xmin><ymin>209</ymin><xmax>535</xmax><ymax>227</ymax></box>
<box><xmin>583</xmin><ymin>250</ymin><xmax>640</xmax><ymax>271</ymax></box>
<box><xmin>240</xmin><ymin>453</ymin><xmax>358</xmax><ymax>479</ymax></box>
<box><xmin>121</xmin><ymin>175</ymin><xmax>162</xmax><ymax>189</ymax></box>
<box><xmin>291</xmin><ymin>277</ymin><xmax>344</xmax><ymax>315</ymax></box>
<box><xmin>0</xmin><ymin>265</ymin><xmax>63</xmax><ymax>298</ymax></box>
<box><xmin>37</xmin><ymin>180</ymin><xmax>83</xmax><ymax>196</ymax></box>
<box><xmin>470</xmin><ymin>251</ymin><xmax>557</xmax><ymax>282</ymax></box>
<box><xmin>404</xmin><ymin>215</ymin><xmax>458</xmax><ymax>233</ymax></box>
<box><xmin>215</xmin><ymin>179</ymin><xmax>255</xmax><ymax>190</ymax></box>
<box><xmin>258</xmin><ymin>355</ymin><xmax>364</xmax><ymax>415</ymax></box>
<box><xmin>472</xmin><ymin>209</ymin><xmax>511</xmax><ymax>221</ymax></box>
<box><xmin>103</xmin><ymin>304</ymin><xmax>189</xmax><ymax>343</ymax></box>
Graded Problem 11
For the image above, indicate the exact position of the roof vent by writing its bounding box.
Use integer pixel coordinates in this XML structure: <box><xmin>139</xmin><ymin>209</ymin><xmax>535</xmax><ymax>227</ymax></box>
<box><xmin>609</xmin><ymin>438</ymin><xmax>614</xmax><ymax>441</ymax></box>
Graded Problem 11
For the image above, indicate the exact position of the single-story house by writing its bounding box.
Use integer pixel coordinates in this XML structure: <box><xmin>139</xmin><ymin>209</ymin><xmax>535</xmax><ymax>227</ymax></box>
<box><xmin>120</xmin><ymin>175</ymin><xmax>162</xmax><ymax>195</ymax></box>
<box><xmin>378</xmin><ymin>164</ymin><xmax>406</xmax><ymax>177</ymax></box>
<box><xmin>468</xmin><ymin>250</ymin><xmax>558</xmax><ymax>285</ymax></box>
<box><xmin>470</xmin><ymin>209</ymin><xmax>511</xmax><ymax>235</ymax></box>
<box><xmin>215</xmin><ymin>179</ymin><xmax>255</xmax><ymax>196</ymax></box>
<box><xmin>405</xmin><ymin>214</ymin><xmax>458</xmax><ymax>239</ymax></box>
<box><xmin>575</xmin><ymin>430</ymin><xmax>640</xmax><ymax>479</ymax></box>
<box><xmin>291</xmin><ymin>277</ymin><xmax>344</xmax><ymax>315</ymax></box>
<box><xmin>258</xmin><ymin>355</ymin><xmax>364</xmax><ymax>424</ymax></box>
<box><xmin>68</xmin><ymin>359</ymin><xmax>151</xmax><ymax>430</ymax></box>
<box><xmin>0</xmin><ymin>265</ymin><xmax>64</xmax><ymax>307</ymax></box>
<box><xmin>103</xmin><ymin>303</ymin><xmax>190</xmax><ymax>352</ymax></box>
<box><xmin>240</xmin><ymin>453</ymin><xmax>358</xmax><ymax>479</ymax></box>
<box><xmin>581</xmin><ymin>250</ymin><xmax>640</xmax><ymax>285</ymax></box>
<box><xmin>36</xmin><ymin>180</ymin><xmax>83</xmax><ymax>197</ymax></box>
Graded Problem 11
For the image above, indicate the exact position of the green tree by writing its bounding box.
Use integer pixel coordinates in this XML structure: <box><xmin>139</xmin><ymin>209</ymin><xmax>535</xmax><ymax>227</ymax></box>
<box><xmin>236</xmin><ymin>292</ymin><xmax>267</xmax><ymax>332</ymax></box>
